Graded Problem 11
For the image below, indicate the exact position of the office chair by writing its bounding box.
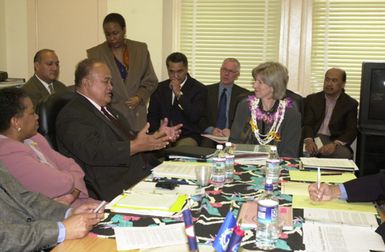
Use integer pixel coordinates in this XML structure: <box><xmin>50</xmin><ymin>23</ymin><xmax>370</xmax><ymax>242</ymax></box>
<box><xmin>36</xmin><ymin>91</ymin><xmax>75</xmax><ymax>150</ymax></box>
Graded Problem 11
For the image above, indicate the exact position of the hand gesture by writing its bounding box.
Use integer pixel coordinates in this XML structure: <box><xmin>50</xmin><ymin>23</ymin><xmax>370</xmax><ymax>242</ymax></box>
<box><xmin>156</xmin><ymin>118</ymin><xmax>182</xmax><ymax>142</ymax></box>
<box><xmin>131</xmin><ymin>123</ymin><xmax>170</xmax><ymax>154</ymax></box>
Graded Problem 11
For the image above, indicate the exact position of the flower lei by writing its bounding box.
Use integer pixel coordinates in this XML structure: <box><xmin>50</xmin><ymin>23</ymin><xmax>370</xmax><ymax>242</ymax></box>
<box><xmin>248</xmin><ymin>95</ymin><xmax>291</xmax><ymax>145</ymax></box>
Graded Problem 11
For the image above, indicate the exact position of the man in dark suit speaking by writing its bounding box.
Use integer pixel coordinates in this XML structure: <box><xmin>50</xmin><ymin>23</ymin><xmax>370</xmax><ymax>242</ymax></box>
<box><xmin>56</xmin><ymin>58</ymin><xmax>181</xmax><ymax>201</ymax></box>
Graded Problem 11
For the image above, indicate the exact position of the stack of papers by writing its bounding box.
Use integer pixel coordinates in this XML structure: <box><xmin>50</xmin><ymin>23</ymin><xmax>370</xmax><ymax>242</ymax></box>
<box><xmin>114</xmin><ymin>223</ymin><xmax>187</xmax><ymax>250</ymax></box>
<box><xmin>201</xmin><ymin>134</ymin><xmax>228</xmax><ymax>144</ymax></box>
<box><xmin>302</xmin><ymin>209</ymin><xmax>384</xmax><ymax>252</ymax></box>
<box><xmin>152</xmin><ymin>161</ymin><xmax>211</xmax><ymax>180</ymax></box>
<box><xmin>234</xmin><ymin>144</ymin><xmax>271</xmax><ymax>154</ymax></box>
<box><xmin>300</xmin><ymin>157</ymin><xmax>358</xmax><ymax>172</ymax></box>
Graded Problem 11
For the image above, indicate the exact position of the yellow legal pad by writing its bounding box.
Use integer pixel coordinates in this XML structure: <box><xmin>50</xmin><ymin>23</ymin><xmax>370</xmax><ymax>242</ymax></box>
<box><xmin>111</xmin><ymin>193</ymin><xmax>188</xmax><ymax>213</ymax></box>
<box><xmin>289</xmin><ymin>170</ymin><xmax>356</xmax><ymax>184</ymax></box>
<box><xmin>292</xmin><ymin>195</ymin><xmax>377</xmax><ymax>214</ymax></box>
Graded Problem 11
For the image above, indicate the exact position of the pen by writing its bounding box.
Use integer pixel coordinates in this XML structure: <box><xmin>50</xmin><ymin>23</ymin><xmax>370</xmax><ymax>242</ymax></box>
<box><xmin>93</xmin><ymin>200</ymin><xmax>107</xmax><ymax>213</ymax></box>
<box><xmin>317</xmin><ymin>167</ymin><xmax>321</xmax><ymax>189</ymax></box>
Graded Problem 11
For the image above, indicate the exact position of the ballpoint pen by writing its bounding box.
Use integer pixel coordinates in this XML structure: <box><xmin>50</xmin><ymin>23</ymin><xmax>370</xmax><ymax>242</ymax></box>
<box><xmin>317</xmin><ymin>167</ymin><xmax>321</xmax><ymax>189</ymax></box>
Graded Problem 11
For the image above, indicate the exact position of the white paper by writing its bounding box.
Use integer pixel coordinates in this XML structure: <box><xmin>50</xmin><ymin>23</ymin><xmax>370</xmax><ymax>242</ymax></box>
<box><xmin>114</xmin><ymin>223</ymin><xmax>187</xmax><ymax>250</ymax></box>
<box><xmin>201</xmin><ymin>134</ymin><xmax>228</xmax><ymax>143</ymax></box>
<box><xmin>152</xmin><ymin>161</ymin><xmax>212</xmax><ymax>180</ymax></box>
<box><xmin>304</xmin><ymin>208</ymin><xmax>379</xmax><ymax>227</ymax></box>
<box><xmin>303</xmin><ymin>222</ymin><xmax>385</xmax><ymax>252</ymax></box>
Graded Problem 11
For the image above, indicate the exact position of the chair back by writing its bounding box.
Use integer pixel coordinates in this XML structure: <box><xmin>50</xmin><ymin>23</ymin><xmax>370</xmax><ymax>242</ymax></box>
<box><xmin>36</xmin><ymin>91</ymin><xmax>75</xmax><ymax>150</ymax></box>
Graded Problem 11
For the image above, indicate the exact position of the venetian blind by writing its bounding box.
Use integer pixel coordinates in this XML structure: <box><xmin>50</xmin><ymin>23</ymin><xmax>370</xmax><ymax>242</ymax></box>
<box><xmin>311</xmin><ymin>0</ymin><xmax>385</xmax><ymax>101</ymax></box>
<box><xmin>179</xmin><ymin>0</ymin><xmax>281</xmax><ymax>90</ymax></box>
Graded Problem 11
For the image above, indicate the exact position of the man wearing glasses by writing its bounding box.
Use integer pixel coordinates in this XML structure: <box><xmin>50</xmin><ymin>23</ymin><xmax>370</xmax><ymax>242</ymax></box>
<box><xmin>200</xmin><ymin>58</ymin><xmax>249</xmax><ymax>147</ymax></box>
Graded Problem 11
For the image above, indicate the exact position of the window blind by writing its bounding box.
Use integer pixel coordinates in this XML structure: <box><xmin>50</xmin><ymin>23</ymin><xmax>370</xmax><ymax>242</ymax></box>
<box><xmin>179</xmin><ymin>0</ymin><xmax>281</xmax><ymax>90</ymax></box>
<box><xmin>312</xmin><ymin>0</ymin><xmax>385</xmax><ymax>101</ymax></box>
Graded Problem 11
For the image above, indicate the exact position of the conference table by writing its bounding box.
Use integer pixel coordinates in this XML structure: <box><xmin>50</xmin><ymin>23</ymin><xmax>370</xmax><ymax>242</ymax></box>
<box><xmin>52</xmin><ymin>158</ymin><xmax>381</xmax><ymax>252</ymax></box>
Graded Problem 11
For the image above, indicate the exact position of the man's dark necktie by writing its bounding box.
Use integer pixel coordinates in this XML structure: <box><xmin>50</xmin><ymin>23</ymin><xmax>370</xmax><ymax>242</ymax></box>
<box><xmin>215</xmin><ymin>88</ymin><xmax>227</xmax><ymax>129</ymax></box>
<box><xmin>101</xmin><ymin>107</ymin><xmax>134</xmax><ymax>140</ymax></box>
<box><xmin>48</xmin><ymin>83</ymin><xmax>55</xmax><ymax>94</ymax></box>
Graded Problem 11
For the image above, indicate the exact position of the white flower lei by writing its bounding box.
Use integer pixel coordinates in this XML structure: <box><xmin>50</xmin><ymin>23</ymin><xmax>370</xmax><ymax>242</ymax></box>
<box><xmin>248</xmin><ymin>96</ymin><xmax>288</xmax><ymax>145</ymax></box>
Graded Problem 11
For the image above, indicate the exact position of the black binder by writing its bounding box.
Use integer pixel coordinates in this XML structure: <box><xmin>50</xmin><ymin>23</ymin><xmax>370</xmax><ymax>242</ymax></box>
<box><xmin>165</xmin><ymin>145</ymin><xmax>216</xmax><ymax>159</ymax></box>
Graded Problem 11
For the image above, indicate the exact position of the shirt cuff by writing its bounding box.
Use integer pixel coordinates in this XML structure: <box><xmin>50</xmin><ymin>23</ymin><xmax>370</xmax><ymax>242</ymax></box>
<box><xmin>57</xmin><ymin>222</ymin><xmax>66</xmax><ymax>243</ymax></box>
<box><xmin>65</xmin><ymin>208</ymin><xmax>73</xmax><ymax>219</ymax></box>
<box><xmin>339</xmin><ymin>184</ymin><xmax>348</xmax><ymax>200</ymax></box>
<box><xmin>204</xmin><ymin>126</ymin><xmax>214</xmax><ymax>134</ymax></box>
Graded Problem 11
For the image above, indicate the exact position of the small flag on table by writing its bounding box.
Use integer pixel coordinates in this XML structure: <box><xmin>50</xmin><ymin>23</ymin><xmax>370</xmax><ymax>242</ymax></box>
<box><xmin>182</xmin><ymin>209</ymin><xmax>199</xmax><ymax>251</ymax></box>
<box><xmin>213</xmin><ymin>211</ymin><xmax>236</xmax><ymax>252</ymax></box>
<box><xmin>226</xmin><ymin>225</ymin><xmax>245</xmax><ymax>252</ymax></box>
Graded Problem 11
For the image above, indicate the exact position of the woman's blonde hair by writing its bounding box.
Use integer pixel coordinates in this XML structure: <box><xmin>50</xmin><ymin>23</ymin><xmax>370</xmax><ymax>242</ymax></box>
<box><xmin>252</xmin><ymin>61</ymin><xmax>288</xmax><ymax>100</ymax></box>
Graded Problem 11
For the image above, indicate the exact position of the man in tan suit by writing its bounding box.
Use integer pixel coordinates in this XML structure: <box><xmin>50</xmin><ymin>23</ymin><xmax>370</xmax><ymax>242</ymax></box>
<box><xmin>22</xmin><ymin>49</ymin><xmax>68</xmax><ymax>108</ymax></box>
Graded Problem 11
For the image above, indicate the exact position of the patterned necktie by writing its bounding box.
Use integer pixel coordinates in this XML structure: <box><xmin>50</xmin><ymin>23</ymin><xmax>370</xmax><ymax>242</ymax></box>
<box><xmin>101</xmin><ymin>107</ymin><xmax>134</xmax><ymax>140</ymax></box>
<box><xmin>215</xmin><ymin>88</ymin><xmax>227</xmax><ymax>129</ymax></box>
<box><xmin>48</xmin><ymin>83</ymin><xmax>55</xmax><ymax>94</ymax></box>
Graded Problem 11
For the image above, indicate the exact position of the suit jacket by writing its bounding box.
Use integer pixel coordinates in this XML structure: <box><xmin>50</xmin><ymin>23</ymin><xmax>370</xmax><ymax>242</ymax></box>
<box><xmin>344</xmin><ymin>172</ymin><xmax>385</xmax><ymax>202</ymax></box>
<box><xmin>56</xmin><ymin>93</ymin><xmax>150</xmax><ymax>201</ymax></box>
<box><xmin>87</xmin><ymin>39</ymin><xmax>158</xmax><ymax>132</ymax></box>
<box><xmin>22</xmin><ymin>75</ymin><xmax>67</xmax><ymax>108</ymax></box>
<box><xmin>0</xmin><ymin>162</ymin><xmax>68</xmax><ymax>252</ymax></box>
<box><xmin>147</xmin><ymin>75</ymin><xmax>207</xmax><ymax>144</ymax></box>
<box><xmin>199</xmin><ymin>83</ymin><xmax>249</xmax><ymax>131</ymax></box>
<box><xmin>303</xmin><ymin>90</ymin><xmax>358</xmax><ymax>145</ymax></box>
<box><xmin>0</xmin><ymin>133</ymin><xmax>90</xmax><ymax>207</ymax></box>
<box><xmin>229</xmin><ymin>97</ymin><xmax>302</xmax><ymax>158</ymax></box>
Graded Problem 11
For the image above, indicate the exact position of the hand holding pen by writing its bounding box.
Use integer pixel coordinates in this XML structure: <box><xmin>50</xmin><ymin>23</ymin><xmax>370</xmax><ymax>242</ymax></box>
<box><xmin>308</xmin><ymin>182</ymin><xmax>341</xmax><ymax>202</ymax></box>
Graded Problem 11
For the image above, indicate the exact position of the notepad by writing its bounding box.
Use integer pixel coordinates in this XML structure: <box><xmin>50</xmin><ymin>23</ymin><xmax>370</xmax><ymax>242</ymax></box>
<box><xmin>300</xmin><ymin>157</ymin><xmax>359</xmax><ymax>172</ymax></box>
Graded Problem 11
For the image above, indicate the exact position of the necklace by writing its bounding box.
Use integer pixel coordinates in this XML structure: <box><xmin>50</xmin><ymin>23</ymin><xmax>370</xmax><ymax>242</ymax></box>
<box><xmin>248</xmin><ymin>95</ymin><xmax>290</xmax><ymax>145</ymax></box>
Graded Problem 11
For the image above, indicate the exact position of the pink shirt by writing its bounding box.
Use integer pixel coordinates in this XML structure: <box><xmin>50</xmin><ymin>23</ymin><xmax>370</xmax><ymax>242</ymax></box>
<box><xmin>0</xmin><ymin>133</ymin><xmax>97</xmax><ymax>207</ymax></box>
<box><xmin>317</xmin><ymin>94</ymin><xmax>339</xmax><ymax>136</ymax></box>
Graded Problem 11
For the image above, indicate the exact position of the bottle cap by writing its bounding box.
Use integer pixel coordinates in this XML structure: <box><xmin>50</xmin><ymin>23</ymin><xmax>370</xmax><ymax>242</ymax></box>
<box><xmin>225</xmin><ymin>142</ymin><xmax>232</xmax><ymax>147</ymax></box>
<box><xmin>216</xmin><ymin>144</ymin><xmax>223</xmax><ymax>150</ymax></box>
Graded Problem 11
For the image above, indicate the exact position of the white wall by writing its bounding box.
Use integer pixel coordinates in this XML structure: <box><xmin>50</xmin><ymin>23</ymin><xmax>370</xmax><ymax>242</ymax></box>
<box><xmin>1</xmin><ymin>0</ymin><xmax>29</xmax><ymax>80</ymax></box>
<box><xmin>0</xmin><ymin>0</ymin><xmax>171</xmax><ymax>84</ymax></box>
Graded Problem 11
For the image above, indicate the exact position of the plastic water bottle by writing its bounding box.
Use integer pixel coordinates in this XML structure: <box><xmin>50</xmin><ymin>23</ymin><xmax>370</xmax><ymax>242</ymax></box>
<box><xmin>211</xmin><ymin>144</ymin><xmax>226</xmax><ymax>187</ymax></box>
<box><xmin>255</xmin><ymin>180</ymin><xmax>279</xmax><ymax>250</ymax></box>
<box><xmin>224</xmin><ymin>142</ymin><xmax>235</xmax><ymax>183</ymax></box>
<box><xmin>265</xmin><ymin>146</ymin><xmax>281</xmax><ymax>185</ymax></box>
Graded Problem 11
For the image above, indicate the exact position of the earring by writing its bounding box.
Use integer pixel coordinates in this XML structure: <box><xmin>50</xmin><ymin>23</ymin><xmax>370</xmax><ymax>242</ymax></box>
<box><xmin>17</xmin><ymin>127</ymin><xmax>21</xmax><ymax>132</ymax></box>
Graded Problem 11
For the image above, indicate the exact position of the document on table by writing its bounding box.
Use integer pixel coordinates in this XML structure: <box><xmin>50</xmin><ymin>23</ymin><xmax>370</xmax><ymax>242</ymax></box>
<box><xmin>303</xmin><ymin>222</ymin><xmax>385</xmax><ymax>252</ymax></box>
<box><xmin>304</xmin><ymin>208</ymin><xmax>379</xmax><ymax>227</ymax></box>
<box><xmin>152</xmin><ymin>161</ymin><xmax>212</xmax><ymax>180</ymax></box>
<box><xmin>201</xmin><ymin>133</ymin><xmax>228</xmax><ymax>143</ymax></box>
<box><xmin>114</xmin><ymin>223</ymin><xmax>187</xmax><ymax>251</ymax></box>
<box><xmin>281</xmin><ymin>181</ymin><xmax>310</xmax><ymax>196</ymax></box>
<box><xmin>300</xmin><ymin>157</ymin><xmax>359</xmax><ymax>171</ymax></box>
<box><xmin>289</xmin><ymin>170</ymin><xmax>356</xmax><ymax>183</ymax></box>
<box><xmin>292</xmin><ymin>195</ymin><xmax>377</xmax><ymax>213</ymax></box>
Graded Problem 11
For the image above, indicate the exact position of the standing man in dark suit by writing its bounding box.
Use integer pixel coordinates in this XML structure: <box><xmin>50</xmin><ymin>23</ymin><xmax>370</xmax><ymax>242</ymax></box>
<box><xmin>303</xmin><ymin>68</ymin><xmax>358</xmax><ymax>158</ymax></box>
<box><xmin>147</xmin><ymin>52</ymin><xmax>207</xmax><ymax>146</ymax></box>
<box><xmin>200</xmin><ymin>58</ymin><xmax>249</xmax><ymax>147</ymax></box>
<box><xmin>56</xmin><ymin>59</ymin><xmax>181</xmax><ymax>201</ymax></box>
<box><xmin>0</xmin><ymin>162</ymin><xmax>104</xmax><ymax>251</ymax></box>
<box><xmin>22</xmin><ymin>49</ymin><xmax>68</xmax><ymax>108</ymax></box>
